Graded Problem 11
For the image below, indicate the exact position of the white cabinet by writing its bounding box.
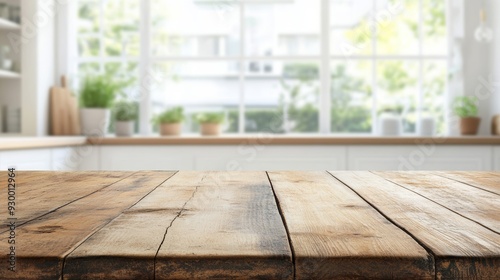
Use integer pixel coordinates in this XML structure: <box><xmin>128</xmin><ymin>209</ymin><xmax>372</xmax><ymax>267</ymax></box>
<box><xmin>99</xmin><ymin>145</ymin><xmax>347</xmax><ymax>171</ymax></box>
<box><xmin>495</xmin><ymin>147</ymin><xmax>500</xmax><ymax>171</ymax></box>
<box><xmin>0</xmin><ymin>149</ymin><xmax>52</xmax><ymax>170</ymax></box>
<box><xmin>0</xmin><ymin>147</ymin><xmax>80</xmax><ymax>171</ymax></box>
<box><xmin>100</xmin><ymin>146</ymin><xmax>194</xmax><ymax>171</ymax></box>
<box><xmin>193</xmin><ymin>146</ymin><xmax>346</xmax><ymax>171</ymax></box>
<box><xmin>81</xmin><ymin>145</ymin><xmax>499</xmax><ymax>171</ymax></box>
<box><xmin>347</xmin><ymin>146</ymin><xmax>493</xmax><ymax>171</ymax></box>
<box><xmin>52</xmin><ymin>147</ymin><xmax>78</xmax><ymax>171</ymax></box>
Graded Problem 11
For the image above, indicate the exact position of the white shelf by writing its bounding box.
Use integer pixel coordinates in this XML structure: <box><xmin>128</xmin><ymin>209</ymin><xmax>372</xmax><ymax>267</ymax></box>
<box><xmin>0</xmin><ymin>17</ymin><xmax>20</xmax><ymax>30</ymax></box>
<box><xmin>0</xmin><ymin>69</ymin><xmax>20</xmax><ymax>78</ymax></box>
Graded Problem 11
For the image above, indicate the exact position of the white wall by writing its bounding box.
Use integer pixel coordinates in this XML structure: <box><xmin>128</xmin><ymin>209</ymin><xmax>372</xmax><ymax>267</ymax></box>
<box><xmin>488</xmin><ymin>0</ymin><xmax>500</xmax><ymax>120</ymax></box>
<box><xmin>21</xmin><ymin>0</ymin><xmax>56</xmax><ymax>136</ymax></box>
<box><xmin>462</xmin><ymin>0</ymin><xmax>491</xmax><ymax>135</ymax></box>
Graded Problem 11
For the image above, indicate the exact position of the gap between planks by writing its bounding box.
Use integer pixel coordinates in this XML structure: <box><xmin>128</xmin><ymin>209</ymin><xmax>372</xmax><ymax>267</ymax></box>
<box><xmin>372</xmin><ymin>171</ymin><xmax>500</xmax><ymax>235</ymax></box>
<box><xmin>61</xmin><ymin>171</ymin><xmax>178</xmax><ymax>280</ymax></box>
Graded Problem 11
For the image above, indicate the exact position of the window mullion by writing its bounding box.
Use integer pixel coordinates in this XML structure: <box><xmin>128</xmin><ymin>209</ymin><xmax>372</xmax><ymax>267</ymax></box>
<box><xmin>238</xmin><ymin>2</ymin><xmax>245</xmax><ymax>134</ymax></box>
<box><xmin>320</xmin><ymin>0</ymin><xmax>331</xmax><ymax>134</ymax></box>
<box><xmin>139</xmin><ymin>0</ymin><xmax>151</xmax><ymax>135</ymax></box>
<box><xmin>418</xmin><ymin>0</ymin><xmax>424</xmax><ymax>135</ymax></box>
<box><xmin>371</xmin><ymin>0</ymin><xmax>378</xmax><ymax>135</ymax></box>
<box><xmin>99</xmin><ymin>0</ymin><xmax>105</xmax><ymax>74</ymax></box>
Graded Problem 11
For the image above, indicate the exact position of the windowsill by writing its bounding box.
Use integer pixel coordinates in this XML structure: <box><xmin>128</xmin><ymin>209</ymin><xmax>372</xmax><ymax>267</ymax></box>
<box><xmin>0</xmin><ymin>136</ymin><xmax>88</xmax><ymax>151</ymax></box>
<box><xmin>87</xmin><ymin>135</ymin><xmax>500</xmax><ymax>146</ymax></box>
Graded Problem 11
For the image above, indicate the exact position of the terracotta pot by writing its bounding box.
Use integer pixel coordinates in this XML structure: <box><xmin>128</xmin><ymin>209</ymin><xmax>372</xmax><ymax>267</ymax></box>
<box><xmin>160</xmin><ymin>123</ymin><xmax>182</xmax><ymax>136</ymax></box>
<box><xmin>460</xmin><ymin>117</ymin><xmax>481</xmax><ymax>135</ymax></box>
<box><xmin>200</xmin><ymin>123</ymin><xmax>221</xmax><ymax>136</ymax></box>
<box><xmin>492</xmin><ymin>115</ymin><xmax>500</xmax><ymax>135</ymax></box>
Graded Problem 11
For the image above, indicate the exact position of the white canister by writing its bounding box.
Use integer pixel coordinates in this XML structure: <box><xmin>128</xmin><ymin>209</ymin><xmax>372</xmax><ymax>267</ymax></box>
<box><xmin>378</xmin><ymin>115</ymin><xmax>402</xmax><ymax>136</ymax></box>
<box><xmin>418</xmin><ymin>117</ymin><xmax>435</xmax><ymax>137</ymax></box>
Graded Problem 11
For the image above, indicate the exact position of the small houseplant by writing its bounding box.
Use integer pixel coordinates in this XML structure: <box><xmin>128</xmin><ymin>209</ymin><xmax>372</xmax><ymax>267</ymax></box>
<box><xmin>153</xmin><ymin>107</ymin><xmax>185</xmax><ymax>136</ymax></box>
<box><xmin>196</xmin><ymin>112</ymin><xmax>225</xmax><ymax>136</ymax></box>
<box><xmin>113</xmin><ymin>101</ymin><xmax>138</xmax><ymax>137</ymax></box>
<box><xmin>79</xmin><ymin>75</ymin><xmax>128</xmax><ymax>136</ymax></box>
<box><xmin>453</xmin><ymin>96</ymin><xmax>480</xmax><ymax>135</ymax></box>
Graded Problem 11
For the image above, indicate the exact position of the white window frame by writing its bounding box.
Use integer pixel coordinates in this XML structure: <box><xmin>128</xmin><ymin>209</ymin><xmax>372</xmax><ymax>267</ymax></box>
<box><xmin>70</xmin><ymin>0</ymin><xmax>449</xmax><ymax>136</ymax></box>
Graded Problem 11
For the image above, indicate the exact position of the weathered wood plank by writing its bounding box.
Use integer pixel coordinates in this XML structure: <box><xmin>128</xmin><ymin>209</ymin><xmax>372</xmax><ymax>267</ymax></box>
<box><xmin>63</xmin><ymin>171</ymin><xmax>197</xmax><ymax>280</ymax></box>
<box><xmin>0</xmin><ymin>171</ymin><xmax>175</xmax><ymax>280</ymax></box>
<box><xmin>376</xmin><ymin>171</ymin><xmax>500</xmax><ymax>233</ymax></box>
<box><xmin>0</xmin><ymin>171</ymin><xmax>131</xmax><ymax>227</ymax></box>
<box><xmin>268</xmin><ymin>171</ymin><xmax>434</xmax><ymax>280</ymax></box>
<box><xmin>435</xmin><ymin>171</ymin><xmax>500</xmax><ymax>196</ymax></box>
<box><xmin>331</xmin><ymin>171</ymin><xmax>500</xmax><ymax>280</ymax></box>
<box><xmin>155</xmin><ymin>171</ymin><xmax>293</xmax><ymax>280</ymax></box>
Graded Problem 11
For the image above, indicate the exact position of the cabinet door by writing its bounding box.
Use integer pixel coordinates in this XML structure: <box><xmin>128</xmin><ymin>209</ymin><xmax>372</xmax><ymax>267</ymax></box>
<box><xmin>194</xmin><ymin>146</ymin><xmax>347</xmax><ymax>171</ymax></box>
<box><xmin>52</xmin><ymin>147</ymin><xmax>79</xmax><ymax>171</ymax></box>
<box><xmin>347</xmin><ymin>146</ymin><xmax>493</xmax><ymax>171</ymax></box>
<box><xmin>495</xmin><ymin>147</ymin><xmax>500</xmax><ymax>171</ymax></box>
<box><xmin>0</xmin><ymin>149</ymin><xmax>52</xmax><ymax>170</ymax></box>
<box><xmin>100</xmin><ymin>146</ymin><xmax>194</xmax><ymax>171</ymax></box>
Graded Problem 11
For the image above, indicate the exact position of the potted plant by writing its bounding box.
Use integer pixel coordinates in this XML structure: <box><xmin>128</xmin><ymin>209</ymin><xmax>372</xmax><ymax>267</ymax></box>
<box><xmin>196</xmin><ymin>112</ymin><xmax>225</xmax><ymax>136</ymax></box>
<box><xmin>113</xmin><ymin>101</ymin><xmax>138</xmax><ymax>137</ymax></box>
<box><xmin>453</xmin><ymin>96</ymin><xmax>480</xmax><ymax>135</ymax></box>
<box><xmin>153</xmin><ymin>107</ymin><xmax>185</xmax><ymax>136</ymax></box>
<box><xmin>79</xmin><ymin>75</ymin><xmax>128</xmax><ymax>136</ymax></box>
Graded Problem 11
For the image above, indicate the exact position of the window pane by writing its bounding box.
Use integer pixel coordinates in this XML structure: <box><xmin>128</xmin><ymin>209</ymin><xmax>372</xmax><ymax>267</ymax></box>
<box><xmin>245</xmin><ymin>61</ymin><xmax>320</xmax><ymax>133</ymax></box>
<box><xmin>423</xmin><ymin>0</ymin><xmax>447</xmax><ymax>55</ymax></box>
<box><xmin>151</xmin><ymin>61</ymin><xmax>240</xmax><ymax>134</ymax></box>
<box><xmin>78</xmin><ymin>62</ymin><xmax>100</xmax><ymax>76</ymax></box>
<box><xmin>377</xmin><ymin>61</ymin><xmax>418</xmax><ymax>134</ymax></box>
<box><xmin>245</xmin><ymin>0</ymin><xmax>320</xmax><ymax>56</ymax></box>
<box><xmin>376</xmin><ymin>0</ymin><xmax>419</xmax><ymax>55</ymax></box>
<box><xmin>78</xmin><ymin>36</ymin><xmax>100</xmax><ymax>57</ymax></box>
<box><xmin>330</xmin><ymin>0</ymin><xmax>374</xmax><ymax>56</ymax></box>
<box><xmin>331</xmin><ymin>60</ymin><xmax>373</xmax><ymax>133</ymax></box>
<box><xmin>423</xmin><ymin>60</ymin><xmax>446</xmax><ymax>134</ymax></box>
<box><xmin>151</xmin><ymin>0</ymin><xmax>240</xmax><ymax>57</ymax></box>
<box><xmin>78</xmin><ymin>0</ymin><xmax>100</xmax><ymax>57</ymax></box>
<box><xmin>103</xmin><ymin>0</ymin><xmax>140</xmax><ymax>57</ymax></box>
<box><xmin>78</xmin><ymin>1</ymin><xmax>100</xmax><ymax>34</ymax></box>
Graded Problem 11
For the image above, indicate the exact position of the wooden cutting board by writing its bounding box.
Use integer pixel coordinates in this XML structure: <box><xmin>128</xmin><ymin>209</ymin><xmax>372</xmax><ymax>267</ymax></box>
<box><xmin>50</xmin><ymin>76</ymin><xmax>81</xmax><ymax>135</ymax></box>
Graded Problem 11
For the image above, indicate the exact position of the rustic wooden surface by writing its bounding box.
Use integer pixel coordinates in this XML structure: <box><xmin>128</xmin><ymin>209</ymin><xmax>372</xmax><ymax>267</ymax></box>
<box><xmin>0</xmin><ymin>171</ymin><xmax>498</xmax><ymax>279</ymax></box>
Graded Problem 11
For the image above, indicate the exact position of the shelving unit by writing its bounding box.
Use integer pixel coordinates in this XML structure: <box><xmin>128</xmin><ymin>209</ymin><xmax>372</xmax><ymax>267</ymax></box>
<box><xmin>0</xmin><ymin>68</ymin><xmax>20</xmax><ymax>78</ymax></box>
<box><xmin>0</xmin><ymin>0</ymin><xmax>21</xmax><ymax>135</ymax></box>
<box><xmin>0</xmin><ymin>17</ymin><xmax>19</xmax><ymax>30</ymax></box>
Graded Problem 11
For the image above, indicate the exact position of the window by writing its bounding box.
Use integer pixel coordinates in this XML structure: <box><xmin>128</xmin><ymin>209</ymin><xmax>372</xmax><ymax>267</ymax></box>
<box><xmin>75</xmin><ymin>0</ymin><xmax>448</xmax><ymax>135</ymax></box>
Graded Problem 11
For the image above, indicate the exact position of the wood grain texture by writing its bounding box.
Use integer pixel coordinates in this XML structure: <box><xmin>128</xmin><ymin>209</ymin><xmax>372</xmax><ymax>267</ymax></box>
<box><xmin>63</xmin><ymin>171</ymin><xmax>193</xmax><ymax>280</ymax></box>
<box><xmin>0</xmin><ymin>171</ymin><xmax>131</xmax><ymax>227</ymax></box>
<box><xmin>155</xmin><ymin>171</ymin><xmax>293</xmax><ymax>280</ymax></box>
<box><xmin>435</xmin><ymin>171</ymin><xmax>500</xmax><ymax>196</ymax></box>
<box><xmin>376</xmin><ymin>171</ymin><xmax>500</xmax><ymax>233</ymax></box>
<box><xmin>0</xmin><ymin>171</ymin><xmax>175</xmax><ymax>280</ymax></box>
<box><xmin>268</xmin><ymin>171</ymin><xmax>434</xmax><ymax>280</ymax></box>
<box><xmin>331</xmin><ymin>171</ymin><xmax>500</xmax><ymax>280</ymax></box>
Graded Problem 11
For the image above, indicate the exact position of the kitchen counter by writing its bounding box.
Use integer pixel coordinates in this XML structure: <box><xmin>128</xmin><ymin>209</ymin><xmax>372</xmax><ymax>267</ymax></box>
<box><xmin>0</xmin><ymin>136</ymin><xmax>87</xmax><ymax>151</ymax></box>
<box><xmin>1</xmin><ymin>171</ymin><xmax>498</xmax><ymax>279</ymax></box>
<box><xmin>88</xmin><ymin>135</ymin><xmax>500</xmax><ymax>145</ymax></box>
<box><xmin>1</xmin><ymin>135</ymin><xmax>499</xmax><ymax>151</ymax></box>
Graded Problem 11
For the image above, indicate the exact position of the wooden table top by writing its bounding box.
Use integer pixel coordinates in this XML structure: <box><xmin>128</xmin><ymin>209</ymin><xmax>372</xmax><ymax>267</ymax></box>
<box><xmin>0</xmin><ymin>171</ymin><xmax>498</xmax><ymax>279</ymax></box>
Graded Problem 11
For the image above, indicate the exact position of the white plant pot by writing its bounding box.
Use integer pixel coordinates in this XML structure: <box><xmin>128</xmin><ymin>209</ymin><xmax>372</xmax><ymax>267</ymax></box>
<box><xmin>80</xmin><ymin>108</ymin><xmax>110</xmax><ymax>136</ymax></box>
<box><xmin>115</xmin><ymin>121</ymin><xmax>134</xmax><ymax>137</ymax></box>
<box><xmin>378</xmin><ymin>115</ymin><xmax>402</xmax><ymax>136</ymax></box>
<box><xmin>418</xmin><ymin>117</ymin><xmax>435</xmax><ymax>137</ymax></box>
